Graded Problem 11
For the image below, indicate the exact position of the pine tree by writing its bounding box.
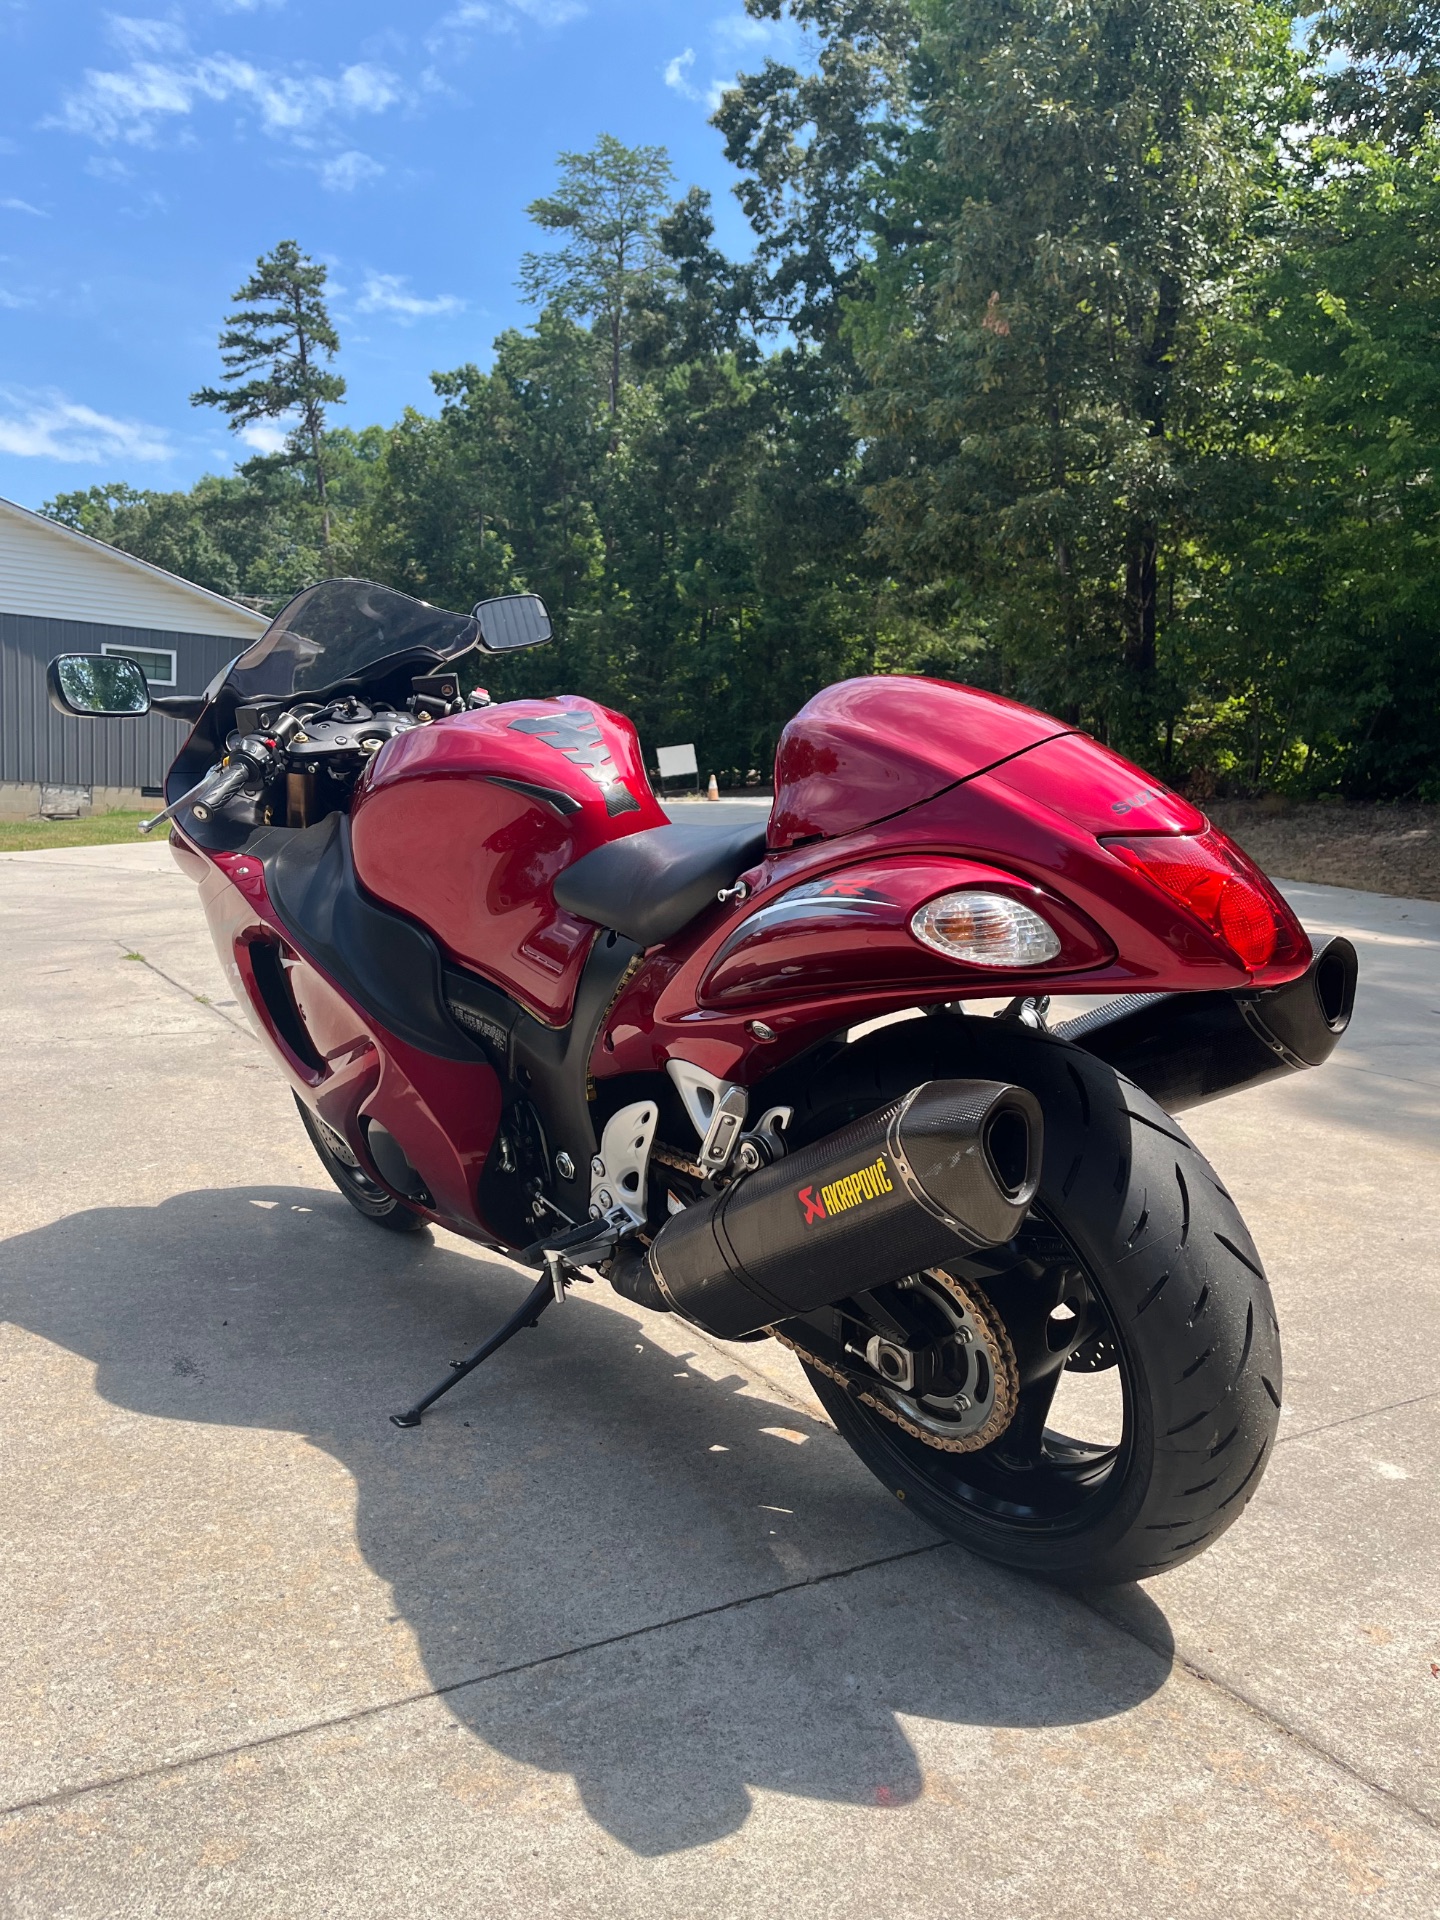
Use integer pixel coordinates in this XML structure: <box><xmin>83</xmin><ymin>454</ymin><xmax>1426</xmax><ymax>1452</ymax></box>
<box><xmin>192</xmin><ymin>240</ymin><xmax>346</xmax><ymax>560</ymax></box>
<box><xmin>520</xmin><ymin>135</ymin><xmax>674</xmax><ymax>415</ymax></box>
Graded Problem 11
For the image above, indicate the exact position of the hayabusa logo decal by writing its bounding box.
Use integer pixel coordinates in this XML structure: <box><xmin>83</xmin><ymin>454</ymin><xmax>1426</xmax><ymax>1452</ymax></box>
<box><xmin>509</xmin><ymin>709</ymin><xmax>640</xmax><ymax>816</ymax></box>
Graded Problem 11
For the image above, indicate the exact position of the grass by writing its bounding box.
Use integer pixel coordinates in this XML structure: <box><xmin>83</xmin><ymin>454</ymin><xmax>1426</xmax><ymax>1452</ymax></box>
<box><xmin>0</xmin><ymin>810</ymin><xmax>167</xmax><ymax>852</ymax></box>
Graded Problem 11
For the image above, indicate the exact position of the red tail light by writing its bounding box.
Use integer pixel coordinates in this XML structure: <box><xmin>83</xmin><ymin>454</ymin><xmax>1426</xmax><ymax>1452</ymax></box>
<box><xmin>1101</xmin><ymin>829</ymin><xmax>1307</xmax><ymax>972</ymax></box>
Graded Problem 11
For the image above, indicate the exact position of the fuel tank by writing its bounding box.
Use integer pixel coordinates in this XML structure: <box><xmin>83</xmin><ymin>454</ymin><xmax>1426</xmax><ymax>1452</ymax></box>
<box><xmin>350</xmin><ymin>696</ymin><xmax>666</xmax><ymax>1025</ymax></box>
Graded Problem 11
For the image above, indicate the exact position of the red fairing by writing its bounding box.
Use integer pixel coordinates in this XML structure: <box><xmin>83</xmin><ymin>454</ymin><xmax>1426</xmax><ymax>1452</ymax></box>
<box><xmin>981</xmin><ymin>730</ymin><xmax>1308</xmax><ymax>974</ymax></box>
<box><xmin>350</xmin><ymin>697</ymin><xmax>667</xmax><ymax>1025</ymax></box>
<box><xmin>597</xmin><ymin>722</ymin><xmax>1311</xmax><ymax>1088</ymax></box>
<box><xmin>768</xmin><ymin>677</ymin><xmax>1069</xmax><ymax>849</ymax></box>
<box><xmin>697</xmin><ymin>856</ymin><xmax>1112</xmax><ymax>1007</ymax></box>
<box><xmin>180</xmin><ymin>837</ymin><xmax>504</xmax><ymax>1241</ymax></box>
<box><xmin>982</xmin><ymin>731</ymin><xmax>1206</xmax><ymax>837</ymax></box>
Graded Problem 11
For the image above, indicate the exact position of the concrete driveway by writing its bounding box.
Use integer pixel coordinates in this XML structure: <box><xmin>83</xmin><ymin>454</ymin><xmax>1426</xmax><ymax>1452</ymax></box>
<box><xmin>0</xmin><ymin>832</ymin><xmax>1437</xmax><ymax>1917</ymax></box>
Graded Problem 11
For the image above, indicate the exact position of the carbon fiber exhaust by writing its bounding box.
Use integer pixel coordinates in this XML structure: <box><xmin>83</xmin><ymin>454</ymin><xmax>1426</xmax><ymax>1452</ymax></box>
<box><xmin>643</xmin><ymin>1079</ymin><xmax>1042</xmax><ymax>1340</ymax></box>
<box><xmin>1055</xmin><ymin>933</ymin><xmax>1358</xmax><ymax>1113</ymax></box>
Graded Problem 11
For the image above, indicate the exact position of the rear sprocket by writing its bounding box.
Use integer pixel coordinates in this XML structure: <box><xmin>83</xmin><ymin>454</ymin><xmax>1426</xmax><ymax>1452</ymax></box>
<box><xmin>774</xmin><ymin>1269</ymin><xmax>1019</xmax><ymax>1455</ymax></box>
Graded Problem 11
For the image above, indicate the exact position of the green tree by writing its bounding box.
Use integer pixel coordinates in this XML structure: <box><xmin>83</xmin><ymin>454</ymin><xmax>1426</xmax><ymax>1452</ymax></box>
<box><xmin>45</xmin><ymin>483</ymin><xmax>243</xmax><ymax>598</ymax></box>
<box><xmin>1199</xmin><ymin>126</ymin><xmax>1440</xmax><ymax>797</ymax></box>
<box><xmin>715</xmin><ymin>0</ymin><xmax>918</xmax><ymax>341</ymax></box>
<box><xmin>191</xmin><ymin>240</ymin><xmax>346</xmax><ymax>559</ymax></box>
<box><xmin>520</xmin><ymin>135</ymin><xmax>675</xmax><ymax>414</ymax></box>
<box><xmin>1311</xmin><ymin>0</ymin><xmax>1440</xmax><ymax>149</ymax></box>
<box><xmin>50</xmin><ymin>80</ymin><xmax>1440</xmax><ymax>802</ymax></box>
<box><xmin>816</xmin><ymin>0</ymin><xmax>1300</xmax><ymax>747</ymax></box>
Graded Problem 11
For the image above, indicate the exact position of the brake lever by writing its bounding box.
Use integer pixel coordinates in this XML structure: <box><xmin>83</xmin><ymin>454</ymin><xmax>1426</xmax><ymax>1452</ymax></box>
<box><xmin>139</xmin><ymin>772</ymin><xmax>222</xmax><ymax>835</ymax></box>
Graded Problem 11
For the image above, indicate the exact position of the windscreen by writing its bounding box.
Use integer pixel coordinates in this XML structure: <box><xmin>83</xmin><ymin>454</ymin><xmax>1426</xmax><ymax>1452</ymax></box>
<box><xmin>226</xmin><ymin>579</ymin><xmax>479</xmax><ymax>699</ymax></box>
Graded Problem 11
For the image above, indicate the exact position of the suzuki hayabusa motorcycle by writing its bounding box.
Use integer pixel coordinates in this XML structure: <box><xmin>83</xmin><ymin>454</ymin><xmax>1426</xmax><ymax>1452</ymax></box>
<box><xmin>49</xmin><ymin>579</ymin><xmax>1357</xmax><ymax>1585</ymax></box>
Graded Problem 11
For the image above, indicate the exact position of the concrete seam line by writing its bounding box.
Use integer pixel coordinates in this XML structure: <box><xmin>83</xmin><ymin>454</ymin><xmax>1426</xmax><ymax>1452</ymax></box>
<box><xmin>0</xmin><ymin>1542</ymin><xmax>944</xmax><ymax>1822</ymax></box>
<box><xmin>1079</xmin><ymin>1597</ymin><xmax>1440</xmax><ymax>1842</ymax></box>
<box><xmin>681</xmin><ymin>1323</ymin><xmax>836</xmax><ymax>1422</ymax></box>
<box><xmin>115</xmin><ymin>939</ymin><xmax>254</xmax><ymax>1039</ymax></box>
<box><xmin>0</xmin><ymin>857</ymin><xmax>173</xmax><ymax>871</ymax></box>
<box><xmin>1271</xmin><ymin>1387</ymin><xmax>1440</xmax><ymax>1450</ymax></box>
<box><xmin>1328</xmin><ymin>1060</ymin><xmax>1440</xmax><ymax>1092</ymax></box>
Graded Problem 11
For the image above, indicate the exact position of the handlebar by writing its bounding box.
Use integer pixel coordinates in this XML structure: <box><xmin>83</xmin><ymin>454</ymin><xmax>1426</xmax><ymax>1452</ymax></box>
<box><xmin>189</xmin><ymin>758</ymin><xmax>257</xmax><ymax>823</ymax></box>
<box><xmin>138</xmin><ymin>730</ymin><xmax>286</xmax><ymax>834</ymax></box>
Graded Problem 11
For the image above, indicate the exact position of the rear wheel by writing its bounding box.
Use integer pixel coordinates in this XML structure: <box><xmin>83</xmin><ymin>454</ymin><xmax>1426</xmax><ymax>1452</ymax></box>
<box><xmin>294</xmin><ymin>1094</ymin><xmax>429</xmax><ymax>1234</ymax></box>
<box><xmin>776</xmin><ymin>1017</ymin><xmax>1282</xmax><ymax>1586</ymax></box>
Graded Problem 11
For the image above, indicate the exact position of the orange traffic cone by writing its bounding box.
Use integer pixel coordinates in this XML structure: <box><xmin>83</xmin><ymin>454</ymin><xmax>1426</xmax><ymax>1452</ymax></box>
<box><xmin>706</xmin><ymin>773</ymin><xmax>720</xmax><ymax>801</ymax></box>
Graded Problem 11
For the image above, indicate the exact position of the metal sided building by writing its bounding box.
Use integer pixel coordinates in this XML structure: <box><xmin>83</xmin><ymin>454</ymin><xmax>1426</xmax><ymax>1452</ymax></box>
<box><xmin>0</xmin><ymin>494</ymin><xmax>268</xmax><ymax>818</ymax></box>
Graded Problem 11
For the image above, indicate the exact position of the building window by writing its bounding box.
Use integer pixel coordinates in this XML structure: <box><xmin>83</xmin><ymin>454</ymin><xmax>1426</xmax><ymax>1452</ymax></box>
<box><xmin>100</xmin><ymin>642</ymin><xmax>177</xmax><ymax>688</ymax></box>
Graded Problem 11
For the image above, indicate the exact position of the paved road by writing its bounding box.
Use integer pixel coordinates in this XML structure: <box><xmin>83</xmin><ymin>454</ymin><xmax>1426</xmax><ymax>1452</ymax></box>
<box><xmin>0</xmin><ymin>837</ymin><xmax>1437</xmax><ymax>1916</ymax></box>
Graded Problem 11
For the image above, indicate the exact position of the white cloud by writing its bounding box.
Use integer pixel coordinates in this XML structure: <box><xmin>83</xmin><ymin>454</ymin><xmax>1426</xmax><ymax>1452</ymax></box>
<box><xmin>0</xmin><ymin>287</ymin><xmax>36</xmax><ymax>309</ymax></box>
<box><xmin>712</xmin><ymin>12</ymin><xmax>783</xmax><ymax>50</ymax></box>
<box><xmin>355</xmin><ymin>271</ymin><xmax>463</xmax><ymax>320</ymax></box>
<box><xmin>1</xmin><ymin>195</ymin><xmax>47</xmax><ymax>215</ymax></box>
<box><xmin>664</xmin><ymin>47</ymin><xmax>699</xmax><ymax>100</ymax></box>
<box><xmin>119</xmin><ymin>186</ymin><xmax>170</xmax><ymax>218</ymax></box>
<box><xmin>319</xmin><ymin>149</ymin><xmax>384</xmax><ymax>190</ymax></box>
<box><xmin>108</xmin><ymin>16</ymin><xmax>189</xmax><ymax>58</ymax></box>
<box><xmin>48</xmin><ymin>47</ymin><xmax>403</xmax><ymax>147</ymax></box>
<box><xmin>237</xmin><ymin>418</ymin><xmax>294</xmax><ymax>454</ymax></box>
<box><xmin>503</xmin><ymin>0</ymin><xmax>585</xmax><ymax>20</ymax></box>
<box><xmin>665</xmin><ymin>9</ymin><xmax>805</xmax><ymax>114</ymax></box>
<box><xmin>0</xmin><ymin>389</ymin><xmax>174</xmax><ymax>462</ymax></box>
<box><xmin>426</xmin><ymin>0</ymin><xmax>583</xmax><ymax>50</ymax></box>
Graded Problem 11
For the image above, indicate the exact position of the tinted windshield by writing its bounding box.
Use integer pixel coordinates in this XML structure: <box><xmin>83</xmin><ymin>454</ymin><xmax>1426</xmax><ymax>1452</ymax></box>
<box><xmin>226</xmin><ymin>579</ymin><xmax>479</xmax><ymax>699</ymax></box>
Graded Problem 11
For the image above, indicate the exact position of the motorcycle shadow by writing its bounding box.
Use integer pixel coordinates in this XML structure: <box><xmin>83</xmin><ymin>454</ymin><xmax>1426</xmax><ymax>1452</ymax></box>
<box><xmin>0</xmin><ymin>1185</ymin><xmax>1175</xmax><ymax>1856</ymax></box>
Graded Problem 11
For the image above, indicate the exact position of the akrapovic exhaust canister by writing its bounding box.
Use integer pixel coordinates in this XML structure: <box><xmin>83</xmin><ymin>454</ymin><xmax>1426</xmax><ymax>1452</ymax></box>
<box><xmin>647</xmin><ymin>1079</ymin><xmax>1042</xmax><ymax>1339</ymax></box>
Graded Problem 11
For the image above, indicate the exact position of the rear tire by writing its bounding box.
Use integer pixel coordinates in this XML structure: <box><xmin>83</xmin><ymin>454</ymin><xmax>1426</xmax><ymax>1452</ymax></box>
<box><xmin>294</xmin><ymin>1094</ymin><xmax>429</xmax><ymax>1235</ymax></box>
<box><xmin>779</xmin><ymin>1017</ymin><xmax>1282</xmax><ymax>1586</ymax></box>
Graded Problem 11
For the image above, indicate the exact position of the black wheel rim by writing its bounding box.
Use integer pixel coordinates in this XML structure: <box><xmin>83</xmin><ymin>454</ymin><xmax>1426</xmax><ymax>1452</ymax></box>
<box><xmin>312</xmin><ymin>1113</ymin><xmax>396</xmax><ymax>1209</ymax></box>
<box><xmin>847</xmin><ymin>1212</ymin><xmax>1137</xmax><ymax>1538</ymax></box>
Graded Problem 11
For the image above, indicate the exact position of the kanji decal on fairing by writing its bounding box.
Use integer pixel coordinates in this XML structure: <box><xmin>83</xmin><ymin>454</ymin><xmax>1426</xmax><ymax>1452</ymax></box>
<box><xmin>508</xmin><ymin>710</ymin><xmax>641</xmax><ymax>816</ymax></box>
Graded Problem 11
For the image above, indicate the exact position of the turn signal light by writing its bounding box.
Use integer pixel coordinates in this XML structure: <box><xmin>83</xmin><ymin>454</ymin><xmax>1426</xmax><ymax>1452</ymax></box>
<box><xmin>911</xmin><ymin>890</ymin><xmax>1063</xmax><ymax>968</ymax></box>
<box><xmin>1102</xmin><ymin>830</ymin><xmax>1303</xmax><ymax>971</ymax></box>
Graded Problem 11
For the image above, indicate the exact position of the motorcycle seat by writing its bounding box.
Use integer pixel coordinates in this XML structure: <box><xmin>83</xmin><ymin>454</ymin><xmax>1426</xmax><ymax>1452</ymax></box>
<box><xmin>553</xmin><ymin>819</ymin><xmax>769</xmax><ymax>947</ymax></box>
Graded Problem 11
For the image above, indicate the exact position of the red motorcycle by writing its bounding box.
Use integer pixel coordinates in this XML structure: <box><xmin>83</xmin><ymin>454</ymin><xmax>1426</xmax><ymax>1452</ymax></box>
<box><xmin>49</xmin><ymin>580</ymin><xmax>1356</xmax><ymax>1585</ymax></box>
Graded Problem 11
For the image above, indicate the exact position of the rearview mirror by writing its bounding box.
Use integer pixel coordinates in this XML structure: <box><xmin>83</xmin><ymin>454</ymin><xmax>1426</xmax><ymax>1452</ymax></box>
<box><xmin>473</xmin><ymin>593</ymin><xmax>552</xmax><ymax>652</ymax></box>
<box><xmin>46</xmin><ymin>654</ymin><xmax>152</xmax><ymax>717</ymax></box>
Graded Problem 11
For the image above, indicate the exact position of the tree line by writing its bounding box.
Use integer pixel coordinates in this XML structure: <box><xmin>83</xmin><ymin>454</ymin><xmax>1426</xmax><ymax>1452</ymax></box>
<box><xmin>46</xmin><ymin>0</ymin><xmax>1440</xmax><ymax>798</ymax></box>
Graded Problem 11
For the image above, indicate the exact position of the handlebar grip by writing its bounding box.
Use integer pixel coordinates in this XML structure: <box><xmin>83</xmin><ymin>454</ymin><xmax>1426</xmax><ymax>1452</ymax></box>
<box><xmin>189</xmin><ymin>760</ymin><xmax>254</xmax><ymax>821</ymax></box>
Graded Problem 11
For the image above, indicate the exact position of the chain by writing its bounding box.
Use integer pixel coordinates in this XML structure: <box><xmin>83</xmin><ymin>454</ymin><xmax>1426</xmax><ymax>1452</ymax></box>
<box><xmin>651</xmin><ymin>1141</ymin><xmax>707</xmax><ymax>1181</ymax></box>
<box><xmin>771</xmin><ymin>1269</ymin><xmax>1020</xmax><ymax>1455</ymax></box>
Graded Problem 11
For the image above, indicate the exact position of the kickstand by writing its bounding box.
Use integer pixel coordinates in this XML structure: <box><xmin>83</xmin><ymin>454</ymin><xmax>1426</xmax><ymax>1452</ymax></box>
<box><xmin>389</xmin><ymin>1260</ymin><xmax>565</xmax><ymax>1430</ymax></box>
<box><xmin>388</xmin><ymin>1210</ymin><xmax>639</xmax><ymax>1431</ymax></box>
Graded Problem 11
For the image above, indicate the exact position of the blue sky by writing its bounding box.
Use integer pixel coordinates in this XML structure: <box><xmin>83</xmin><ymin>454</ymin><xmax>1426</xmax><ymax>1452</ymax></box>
<box><xmin>0</xmin><ymin>0</ymin><xmax>789</xmax><ymax>508</ymax></box>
